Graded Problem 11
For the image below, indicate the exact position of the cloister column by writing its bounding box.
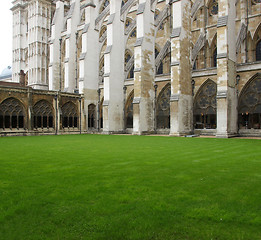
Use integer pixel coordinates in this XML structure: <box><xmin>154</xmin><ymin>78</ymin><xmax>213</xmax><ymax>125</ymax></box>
<box><xmin>216</xmin><ymin>0</ymin><xmax>237</xmax><ymax>138</ymax></box>
<box><xmin>79</xmin><ymin>1</ymin><xmax>99</xmax><ymax>131</ymax></box>
<box><xmin>132</xmin><ymin>0</ymin><xmax>155</xmax><ymax>135</ymax></box>
<box><xmin>169</xmin><ymin>0</ymin><xmax>193</xmax><ymax>136</ymax></box>
<box><xmin>103</xmin><ymin>0</ymin><xmax>125</xmax><ymax>133</ymax></box>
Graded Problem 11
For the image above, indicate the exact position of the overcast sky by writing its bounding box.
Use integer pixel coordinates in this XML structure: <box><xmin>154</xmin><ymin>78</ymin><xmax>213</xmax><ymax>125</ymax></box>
<box><xmin>0</xmin><ymin>1</ymin><xmax>12</xmax><ymax>73</ymax></box>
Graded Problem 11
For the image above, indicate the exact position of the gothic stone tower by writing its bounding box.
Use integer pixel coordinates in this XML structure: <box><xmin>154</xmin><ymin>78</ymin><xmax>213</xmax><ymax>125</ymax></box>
<box><xmin>12</xmin><ymin>0</ymin><xmax>54</xmax><ymax>89</ymax></box>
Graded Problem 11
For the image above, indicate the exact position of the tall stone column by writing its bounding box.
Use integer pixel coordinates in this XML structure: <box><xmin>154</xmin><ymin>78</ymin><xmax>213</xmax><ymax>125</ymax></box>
<box><xmin>49</xmin><ymin>0</ymin><xmax>65</xmax><ymax>91</ymax></box>
<box><xmin>216</xmin><ymin>0</ymin><xmax>237</xmax><ymax>138</ymax></box>
<box><xmin>103</xmin><ymin>0</ymin><xmax>125</xmax><ymax>133</ymax></box>
<box><xmin>169</xmin><ymin>0</ymin><xmax>193</xmax><ymax>136</ymax></box>
<box><xmin>11</xmin><ymin>0</ymin><xmax>28</xmax><ymax>83</ymax></box>
<box><xmin>79</xmin><ymin>1</ymin><xmax>99</xmax><ymax>130</ymax></box>
<box><xmin>132</xmin><ymin>0</ymin><xmax>155</xmax><ymax>135</ymax></box>
<box><xmin>27</xmin><ymin>0</ymin><xmax>52</xmax><ymax>89</ymax></box>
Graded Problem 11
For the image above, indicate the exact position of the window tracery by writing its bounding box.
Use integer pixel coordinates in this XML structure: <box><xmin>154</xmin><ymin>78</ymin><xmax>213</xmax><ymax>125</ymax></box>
<box><xmin>194</xmin><ymin>80</ymin><xmax>217</xmax><ymax>129</ymax></box>
<box><xmin>33</xmin><ymin>100</ymin><xmax>54</xmax><ymax>129</ymax></box>
<box><xmin>0</xmin><ymin>98</ymin><xmax>25</xmax><ymax>130</ymax></box>
<box><xmin>238</xmin><ymin>76</ymin><xmax>261</xmax><ymax>129</ymax></box>
<box><xmin>61</xmin><ymin>102</ymin><xmax>78</xmax><ymax>128</ymax></box>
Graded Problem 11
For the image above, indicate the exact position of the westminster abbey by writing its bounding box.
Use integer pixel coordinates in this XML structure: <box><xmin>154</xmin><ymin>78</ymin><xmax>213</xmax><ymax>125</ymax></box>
<box><xmin>0</xmin><ymin>0</ymin><xmax>260</xmax><ymax>137</ymax></box>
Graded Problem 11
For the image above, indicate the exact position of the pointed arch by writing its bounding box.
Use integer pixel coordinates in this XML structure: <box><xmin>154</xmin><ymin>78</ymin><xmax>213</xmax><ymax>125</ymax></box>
<box><xmin>156</xmin><ymin>83</ymin><xmax>171</xmax><ymax>129</ymax></box>
<box><xmin>125</xmin><ymin>90</ymin><xmax>134</xmax><ymax>128</ymax></box>
<box><xmin>61</xmin><ymin>101</ymin><xmax>78</xmax><ymax>129</ymax></box>
<box><xmin>194</xmin><ymin>79</ymin><xmax>217</xmax><ymax>129</ymax></box>
<box><xmin>33</xmin><ymin>100</ymin><xmax>54</xmax><ymax>129</ymax></box>
<box><xmin>238</xmin><ymin>73</ymin><xmax>261</xmax><ymax>129</ymax></box>
<box><xmin>0</xmin><ymin>98</ymin><xmax>26</xmax><ymax>130</ymax></box>
<box><xmin>88</xmin><ymin>104</ymin><xmax>96</xmax><ymax>129</ymax></box>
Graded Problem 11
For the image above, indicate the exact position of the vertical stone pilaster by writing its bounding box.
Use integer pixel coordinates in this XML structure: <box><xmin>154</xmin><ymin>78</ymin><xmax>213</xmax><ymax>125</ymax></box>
<box><xmin>63</xmin><ymin>0</ymin><xmax>80</xmax><ymax>92</ymax></box>
<box><xmin>11</xmin><ymin>1</ymin><xmax>28</xmax><ymax>83</ymax></box>
<box><xmin>216</xmin><ymin>0</ymin><xmax>237</xmax><ymax>138</ymax></box>
<box><xmin>169</xmin><ymin>0</ymin><xmax>193</xmax><ymax>136</ymax></box>
<box><xmin>80</xmin><ymin>1</ymin><xmax>99</xmax><ymax>131</ymax></box>
<box><xmin>133</xmin><ymin>0</ymin><xmax>155</xmax><ymax>135</ymax></box>
<box><xmin>103</xmin><ymin>0</ymin><xmax>125</xmax><ymax>133</ymax></box>
<box><xmin>49</xmin><ymin>0</ymin><xmax>65</xmax><ymax>91</ymax></box>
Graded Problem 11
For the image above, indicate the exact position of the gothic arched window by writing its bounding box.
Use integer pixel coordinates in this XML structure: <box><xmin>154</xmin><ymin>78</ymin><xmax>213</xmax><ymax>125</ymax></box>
<box><xmin>0</xmin><ymin>98</ymin><xmax>25</xmax><ymax>130</ymax></box>
<box><xmin>156</xmin><ymin>84</ymin><xmax>171</xmax><ymax>129</ymax></box>
<box><xmin>125</xmin><ymin>91</ymin><xmax>134</xmax><ymax>128</ymax></box>
<box><xmin>33</xmin><ymin>100</ymin><xmax>54</xmax><ymax>129</ymax></box>
<box><xmin>61</xmin><ymin>102</ymin><xmax>78</xmax><ymax>129</ymax></box>
<box><xmin>256</xmin><ymin>40</ymin><xmax>261</xmax><ymax>61</ymax></box>
<box><xmin>209</xmin><ymin>0</ymin><xmax>218</xmax><ymax>15</ymax></box>
<box><xmin>213</xmin><ymin>48</ymin><xmax>217</xmax><ymax>67</ymax></box>
<box><xmin>88</xmin><ymin>104</ymin><xmax>96</xmax><ymax>129</ymax></box>
<box><xmin>238</xmin><ymin>75</ymin><xmax>261</xmax><ymax>129</ymax></box>
<box><xmin>194</xmin><ymin>80</ymin><xmax>217</xmax><ymax>129</ymax></box>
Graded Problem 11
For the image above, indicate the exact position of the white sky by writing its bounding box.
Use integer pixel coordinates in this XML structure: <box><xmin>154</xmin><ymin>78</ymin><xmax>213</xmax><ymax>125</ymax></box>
<box><xmin>0</xmin><ymin>1</ymin><xmax>12</xmax><ymax>73</ymax></box>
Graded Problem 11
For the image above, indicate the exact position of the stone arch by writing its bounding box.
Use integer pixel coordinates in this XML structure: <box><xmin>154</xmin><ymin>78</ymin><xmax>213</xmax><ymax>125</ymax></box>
<box><xmin>194</xmin><ymin>79</ymin><xmax>217</xmax><ymax>129</ymax></box>
<box><xmin>88</xmin><ymin>104</ymin><xmax>96</xmax><ymax>129</ymax></box>
<box><xmin>238</xmin><ymin>73</ymin><xmax>261</xmax><ymax>129</ymax></box>
<box><xmin>125</xmin><ymin>90</ymin><xmax>134</xmax><ymax>128</ymax></box>
<box><xmin>61</xmin><ymin>101</ymin><xmax>78</xmax><ymax>129</ymax></box>
<box><xmin>156</xmin><ymin>83</ymin><xmax>171</xmax><ymax>129</ymax></box>
<box><xmin>0</xmin><ymin>98</ymin><xmax>26</xmax><ymax>130</ymax></box>
<box><xmin>33</xmin><ymin>100</ymin><xmax>54</xmax><ymax>129</ymax></box>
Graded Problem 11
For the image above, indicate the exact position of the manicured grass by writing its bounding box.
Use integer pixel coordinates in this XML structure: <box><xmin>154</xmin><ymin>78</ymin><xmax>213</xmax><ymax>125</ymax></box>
<box><xmin>0</xmin><ymin>135</ymin><xmax>261</xmax><ymax>240</ymax></box>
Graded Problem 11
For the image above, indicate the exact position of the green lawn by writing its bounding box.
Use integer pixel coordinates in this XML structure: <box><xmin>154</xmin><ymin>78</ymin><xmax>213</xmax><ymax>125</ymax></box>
<box><xmin>0</xmin><ymin>135</ymin><xmax>261</xmax><ymax>240</ymax></box>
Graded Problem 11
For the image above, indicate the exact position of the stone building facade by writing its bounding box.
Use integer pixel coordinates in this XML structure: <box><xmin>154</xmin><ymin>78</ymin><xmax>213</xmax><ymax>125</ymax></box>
<box><xmin>1</xmin><ymin>0</ymin><xmax>261</xmax><ymax>137</ymax></box>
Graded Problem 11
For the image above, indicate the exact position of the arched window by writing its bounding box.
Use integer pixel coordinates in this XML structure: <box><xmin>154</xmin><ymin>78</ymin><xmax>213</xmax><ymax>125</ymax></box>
<box><xmin>194</xmin><ymin>80</ymin><xmax>217</xmax><ymax>129</ymax></box>
<box><xmin>213</xmin><ymin>48</ymin><xmax>217</xmax><ymax>67</ymax></box>
<box><xmin>0</xmin><ymin>98</ymin><xmax>25</xmax><ymax>130</ymax></box>
<box><xmin>61</xmin><ymin>102</ymin><xmax>78</xmax><ymax>129</ymax></box>
<box><xmin>238</xmin><ymin>75</ymin><xmax>261</xmax><ymax>129</ymax></box>
<box><xmin>157</xmin><ymin>62</ymin><xmax>163</xmax><ymax>75</ymax></box>
<box><xmin>88</xmin><ymin>104</ymin><xmax>96</xmax><ymax>129</ymax></box>
<box><xmin>125</xmin><ymin>91</ymin><xmax>134</xmax><ymax>128</ymax></box>
<box><xmin>209</xmin><ymin>0</ymin><xmax>218</xmax><ymax>15</ymax></box>
<box><xmin>130</xmin><ymin>29</ymin><xmax>136</xmax><ymax>38</ymax></box>
<box><xmin>33</xmin><ymin>100</ymin><xmax>54</xmax><ymax>129</ymax></box>
<box><xmin>156</xmin><ymin>84</ymin><xmax>171</xmax><ymax>129</ymax></box>
<box><xmin>127</xmin><ymin>66</ymin><xmax>134</xmax><ymax>79</ymax></box>
<box><xmin>256</xmin><ymin>40</ymin><xmax>261</xmax><ymax>61</ymax></box>
<box><xmin>125</xmin><ymin>17</ymin><xmax>132</xmax><ymax>29</ymax></box>
<box><xmin>125</xmin><ymin>51</ymin><xmax>131</xmax><ymax>64</ymax></box>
